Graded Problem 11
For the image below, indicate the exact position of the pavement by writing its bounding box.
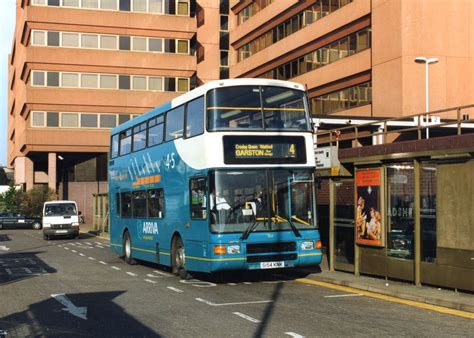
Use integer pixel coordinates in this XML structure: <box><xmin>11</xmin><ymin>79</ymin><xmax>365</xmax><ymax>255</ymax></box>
<box><xmin>80</xmin><ymin>223</ymin><xmax>474</xmax><ymax>314</ymax></box>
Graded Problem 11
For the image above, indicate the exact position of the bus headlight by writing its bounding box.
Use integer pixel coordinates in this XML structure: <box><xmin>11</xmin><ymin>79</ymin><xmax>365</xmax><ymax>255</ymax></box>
<box><xmin>227</xmin><ymin>245</ymin><xmax>240</xmax><ymax>255</ymax></box>
<box><xmin>301</xmin><ymin>241</ymin><xmax>315</xmax><ymax>250</ymax></box>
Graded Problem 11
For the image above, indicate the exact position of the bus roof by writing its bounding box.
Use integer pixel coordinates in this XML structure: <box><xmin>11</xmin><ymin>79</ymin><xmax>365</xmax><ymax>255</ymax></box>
<box><xmin>111</xmin><ymin>78</ymin><xmax>306</xmax><ymax>135</ymax></box>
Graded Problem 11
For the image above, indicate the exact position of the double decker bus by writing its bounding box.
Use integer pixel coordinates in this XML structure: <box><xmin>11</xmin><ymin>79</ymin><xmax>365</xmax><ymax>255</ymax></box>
<box><xmin>109</xmin><ymin>78</ymin><xmax>322</xmax><ymax>277</ymax></box>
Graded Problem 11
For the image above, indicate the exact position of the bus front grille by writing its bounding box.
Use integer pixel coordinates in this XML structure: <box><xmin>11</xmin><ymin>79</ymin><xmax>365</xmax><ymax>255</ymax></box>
<box><xmin>247</xmin><ymin>254</ymin><xmax>297</xmax><ymax>263</ymax></box>
<box><xmin>246</xmin><ymin>242</ymin><xmax>296</xmax><ymax>254</ymax></box>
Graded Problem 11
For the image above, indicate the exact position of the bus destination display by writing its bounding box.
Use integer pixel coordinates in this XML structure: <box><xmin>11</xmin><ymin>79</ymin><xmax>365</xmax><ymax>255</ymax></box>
<box><xmin>223</xmin><ymin>136</ymin><xmax>306</xmax><ymax>164</ymax></box>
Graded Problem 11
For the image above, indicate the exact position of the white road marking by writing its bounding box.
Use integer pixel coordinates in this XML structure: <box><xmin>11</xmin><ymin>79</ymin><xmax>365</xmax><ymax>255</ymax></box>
<box><xmin>324</xmin><ymin>294</ymin><xmax>362</xmax><ymax>298</ymax></box>
<box><xmin>111</xmin><ymin>266</ymin><xmax>121</xmax><ymax>270</ymax></box>
<box><xmin>167</xmin><ymin>286</ymin><xmax>184</xmax><ymax>293</ymax></box>
<box><xmin>285</xmin><ymin>332</ymin><xmax>305</xmax><ymax>338</ymax></box>
<box><xmin>227</xmin><ymin>283</ymin><xmax>237</xmax><ymax>286</ymax></box>
<box><xmin>69</xmin><ymin>243</ymin><xmax>76</xmax><ymax>246</ymax></box>
<box><xmin>195</xmin><ymin>298</ymin><xmax>273</xmax><ymax>307</ymax></box>
<box><xmin>144</xmin><ymin>279</ymin><xmax>157</xmax><ymax>284</ymax></box>
<box><xmin>153</xmin><ymin>270</ymin><xmax>173</xmax><ymax>276</ymax></box>
<box><xmin>233</xmin><ymin>312</ymin><xmax>260</xmax><ymax>323</ymax></box>
<box><xmin>126</xmin><ymin>272</ymin><xmax>138</xmax><ymax>277</ymax></box>
<box><xmin>96</xmin><ymin>245</ymin><xmax>104</xmax><ymax>249</ymax></box>
<box><xmin>79</xmin><ymin>253</ymin><xmax>85</xmax><ymax>257</ymax></box>
<box><xmin>71</xmin><ymin>250</ymin><xmax>77</xmax><ymax>253</ymax></box>
<box><xmin>51</xmin><ymin>293</ymin><xmax>87</xmax><ymax>320</ymax></box>
<box><xmin>64</xmin><ymin>247</ymin><xmax>69</xmax><ymax>250</ymax></box>
<box><xmin>0</xmin><ymin>245</ymin><xmax>10</xmax><ymax>251</ymax></box>
<box><xmin>85</xmin><ymin>242</ymin><xmax>92</xmax><ymax>245</ymax></box>
<box><xmin>88</xmin><ymin>257</ymin><xmax>96</xmax><ymax>261</ymax></box>
<box><xmin>99</xmin><ymin>261</ymin><xmax>107</xmax><ymax>265</ymax></box>
<box><xmin>243</xmin><ymin>282</ymin><xmax>252</xmax><ymax>285</ymax></box>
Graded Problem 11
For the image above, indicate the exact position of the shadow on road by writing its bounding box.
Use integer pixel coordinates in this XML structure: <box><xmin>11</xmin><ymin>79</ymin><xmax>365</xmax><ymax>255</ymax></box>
<box><xmin>0</xmin><ymin>291</ymin><xmax>161</xmax><ymax>337</ymax></box>
<box><xmin>0</xmin><ymin>251</ymin><xmax>57</xmax><ymax>287</ymax></box>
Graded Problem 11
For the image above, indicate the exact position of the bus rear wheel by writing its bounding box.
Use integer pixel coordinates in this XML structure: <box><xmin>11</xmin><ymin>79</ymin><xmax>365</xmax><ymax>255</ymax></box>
<box><xmin>123</xmin><ymin>231</ymin><xmax>135</xmax><ymax>265</ymax></box>
<box><xmin>172</xmin><ymin>236</ymin><xmax>188</xmax><ymax>279</ymax></box>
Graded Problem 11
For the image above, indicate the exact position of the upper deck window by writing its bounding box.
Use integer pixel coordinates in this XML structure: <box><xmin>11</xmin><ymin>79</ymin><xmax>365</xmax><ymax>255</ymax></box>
<box><xmin>207</xmin><ymin>86</ymin><xmax>310</xmax><ymax>132</ymax></box>
<box><xmin>119</xmin><ymin>129</ymin><xmax>132</xmax><ymax>155</ymax></box>
<box><xmin>165</xmin><ymin>105</ymin><xmax>185</xmax><ymax>141</ymax></box>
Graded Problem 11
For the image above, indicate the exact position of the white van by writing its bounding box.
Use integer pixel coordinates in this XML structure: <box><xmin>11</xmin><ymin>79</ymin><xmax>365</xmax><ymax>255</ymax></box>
<box><xmin>42</xmin><ymin>200</ymin><xmax>80</xmax><ymax>240</ymax></box>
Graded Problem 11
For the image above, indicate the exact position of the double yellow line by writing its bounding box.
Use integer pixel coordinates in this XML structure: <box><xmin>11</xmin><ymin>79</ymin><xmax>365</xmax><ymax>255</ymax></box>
<box><xmin>296</xmin><ymin>278</ymin><xmax>474</xmax><ymax>319</ymax></box>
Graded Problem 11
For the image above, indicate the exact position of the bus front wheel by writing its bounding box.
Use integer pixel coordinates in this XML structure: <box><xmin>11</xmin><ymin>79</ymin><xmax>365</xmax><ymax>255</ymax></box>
<box><xmin>123</xmin><ymin>231</ymin><xmax>135</xmax><ymax>265</ymax></box>
<box><xmin>172</xmin><ymin>236</ymin><xmax>188</xmax><ymax>279</ymax></box>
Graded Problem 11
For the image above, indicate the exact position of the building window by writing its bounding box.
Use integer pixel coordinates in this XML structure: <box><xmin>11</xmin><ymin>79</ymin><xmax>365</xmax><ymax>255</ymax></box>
<box><xmin>47</xmin><ymin>31</ymin><xmax>60</xmax><ymax>46</ymax></box>
<box><xmin>62</xmin><ymin>32</ymin><xmax>80</xmax><ymax>47</ymax></box>
<box><xmin>47</xmin><ymin>72</ymin><xmax>60</xmax><ymax>87</ymax></box>
<box><xmin>177</xmin><ymin>40</ymin><xmax>189</xmax><ymax>54</ymax></box>
<box><xmin>61</xmin><ymin>73</ymin><xmax>79</xmax><ymax>87</ymax></box>
<box><xmin>63</xmin><ymin>0</ymin><xmax>80</xmax><ymax>6</ymax></box>
<box><xmin>237</xmin><ymin>0</ymin><xmax>272</xmax><ymax>25</ymax></box>
<box><xmin>220</xmin><ymin>15</ymin><xmax>228</xmax><ymax>31</ymax></box>
<box><xmin>31</xmin><ymin>111</ymin><xmax>45</xmax><ymax>127</ymax></box>
<box><xmin>132</xmin><ymin>0</ymin><xmax>147</xmax><ymax>12</ymax></box>
<box><xmin>119</xmin><ymin>0</ymin><xmax>131</xmax><ymax>11</ymax></box>
<box><xmin>119</xmin><ymin>75</ymin><xmax>131</xmax><ymax>90</ymax></box>
<box><xmin>100</xmin><ymin>114</ymin><xmax>117</xmax><ymax>128</ymax></box>
<box><xmin>100</xmin><ymin>74</ymin><xmax>117</xmax><ymax>89</ymax></box>
<box><xmin>149</xmin><ymin>77</ymin><xmax>163</xmax><ymax>91</ymax></box>
<box><xmin>119</xmin><ymin>114</ymin><xmax>131</xmax><ymax>124</ymax></box>
<box><xmin>177</xmin><ymin>0</ymin><xmax>189</xmax><ymax>15</ymax></box>
<box><xmin>82</xmin><ymin>0</ymin><xmax>99</xmax><ymax>8</ymax></box>
<box><xmin>81</xmin><ymin>34</ymin><xmax>99</xmax><ymax>48</ymax></box>
<box><xmin>81</xmin><ymin>74</ymin><xmax>99</xmax><ymax>88</ymax></box>
<box><xmin>164</xmin><ymin>77</ymin><xmax>176</xmax><ymax>92</ymax></box>
<box><xmin>132</xmin><ymin>36</ymin><xmax>147</xmax><ymax>51</ymax></box>
<box><xmin>48</xmin><ymin>0</ymin><xmax>60</xmax><ymax>6</ymax></box>
<box><xmin>47</xmin><ymin>112</ymin><xmax>59</xmax><ymax>127</ymax></box>
<box><xmin>132</xmin><ymin>76</ymin><xmax>147</xmax><ymax>90</ymax></box>
<box><xmin>177</xmin><ymin>78</ymin><xmax>189</xmax><ymax>92</ymax></box>
<box><xmin>149</xmin><ymin>38</ymin><xmax>162</xmax><ymax>52</ymax></box>
<box><xmin>101</xmin><ymin>0</ymin><xmax>118</xmax><ymax>10</ymax></box>
<box><xmin>149</xmin><ymin>0</ymin><xmax>163</xmax><ymax>13</ymax></box>
<box><xmin>238</xmin><ymin>0</ymin><xmax>352</xmax><ymax>60</ymax></box>
<box><xmin>310</xmin><ymin>81</ymin><xmax>372</xmax><ymax>115</ymax></box>
<box><xmin>100</xmin><ymin>35</ymin><xmax>117</xmax><ymax>49</ymax></box>
<box><xmin>164</xmin><ymin>39</ymin><xmax>175</xmax><ymax>53</ymax></box>
<box><xmin>81</xmin><ymin>113</ymin><xmax>98</xmax><ymax>128</ymax></box>
<box><xmin>32</xmin><ymin>31</ymin><xmax>46</xmax><ymax>46</ymax></box>
<box><xmin>61</xmin><ymin>113</ymin><xmax>79</xmax><ymax>127</ymax></box>
<box><xmin>32</xmin><ymin>71</ymin><xmax>45</xmax><ymax>86</ymax></box>
<box><xmin>119</xmin><ymin>36</ymin><xmax>131</xmax><ymax>50</ymax></box>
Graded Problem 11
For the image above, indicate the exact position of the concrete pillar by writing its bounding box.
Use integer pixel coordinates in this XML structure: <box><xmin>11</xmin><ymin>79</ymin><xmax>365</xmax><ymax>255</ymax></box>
<box><xmin>329</xmin><ymin>179</ymin><xmax>335</xmax><ymax>272</ymax></box>
<box><xmin>48</xmin><ymin>153</ymin><xmax>57</xmax><ymax>191</ymax></box>
<box><xmin>26</xmin><ymin>157</ymin><xmax>34</xmax><ymax>191</ymax></box>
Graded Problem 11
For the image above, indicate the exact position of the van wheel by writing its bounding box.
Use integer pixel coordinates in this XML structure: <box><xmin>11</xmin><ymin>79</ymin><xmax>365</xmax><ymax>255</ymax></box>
<box><xmin>32</xmin><ymin>222</ymin><xmax>42</xmax><ymax>230</ymax></box>
<box><xmin>123</xmin><ymin>231</ymin><xmax>135</xmax><ymax>265</ymax></box>
<box><xmin>172</xmin><ymin>236</ymin><xmax>188</xmax><ymax>279</ymax></box>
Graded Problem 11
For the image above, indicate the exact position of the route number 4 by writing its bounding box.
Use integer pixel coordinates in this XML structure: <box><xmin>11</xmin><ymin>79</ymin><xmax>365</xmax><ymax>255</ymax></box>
<box><xmin>164</xmin><ymin>153</ymin><xmax>176</xmax><ymax>170</ymax></box>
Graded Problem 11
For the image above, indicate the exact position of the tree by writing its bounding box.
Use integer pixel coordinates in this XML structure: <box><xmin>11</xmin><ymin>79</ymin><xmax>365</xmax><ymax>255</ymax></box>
<box><xmin>20</xmin><ymin>186</ymin><xmax>58</xmax><ymax>217</ymax></box>
<box><xmin>0</xmin><ymin>184</ymin><xmax>23</xmax><ymax>213</ymax></box>
<box><xmin>0</xmin><ymin>168</ymin><xmax>8</xmax><ymax>185</ymax></box>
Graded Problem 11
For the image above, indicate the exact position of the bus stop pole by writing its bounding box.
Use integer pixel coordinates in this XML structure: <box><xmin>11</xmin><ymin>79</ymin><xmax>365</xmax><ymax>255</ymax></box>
<box><xmin>329</xmin><ymin>179</ymin><xmax>335</xmax><ymax>272</ymax></box>
<box><xmin>414</xmin><ymin>160</ymin><xmax>421</xmax><ymax>286</ymax></box>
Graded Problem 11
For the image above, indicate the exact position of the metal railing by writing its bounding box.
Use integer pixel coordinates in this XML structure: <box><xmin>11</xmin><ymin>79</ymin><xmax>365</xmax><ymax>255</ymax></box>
<box><xmin>315</xmin><ymin>104</ymin><xmax>474</xmax><ymax>148</ymax></box>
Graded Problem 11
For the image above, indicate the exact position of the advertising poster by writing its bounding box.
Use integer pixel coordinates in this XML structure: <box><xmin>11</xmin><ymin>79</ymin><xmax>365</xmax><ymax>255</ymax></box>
<box><xmin>355</xmin><ymin>168</ymin><xmax>384</xmax><ymax>246</ymax></box>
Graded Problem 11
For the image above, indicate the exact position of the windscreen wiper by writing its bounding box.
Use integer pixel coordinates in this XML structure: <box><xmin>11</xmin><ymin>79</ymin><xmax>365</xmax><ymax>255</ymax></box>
<box><xmin>240</xmin><ymin>217</ymin><xmax>259</xmax><ymax>240</ymax></box>
<box><xmin>287</xmin><ymin>217</ymin><xmax>301</xmax><ymax>238</ymax></box>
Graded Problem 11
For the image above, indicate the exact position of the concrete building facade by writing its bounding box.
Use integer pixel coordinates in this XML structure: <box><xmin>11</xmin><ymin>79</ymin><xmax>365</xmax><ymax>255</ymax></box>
<box><xmin>7</xmin><ymin>0</ymin><xmax>227</xmax><ymax>219</ymax></box>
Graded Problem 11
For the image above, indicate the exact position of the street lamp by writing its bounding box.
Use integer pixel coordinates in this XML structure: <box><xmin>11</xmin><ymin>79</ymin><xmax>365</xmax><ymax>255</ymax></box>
<box><xmin>414</xmin><ymin>56</ymin><xmax>439</xmax><ymax>138</ymax></box>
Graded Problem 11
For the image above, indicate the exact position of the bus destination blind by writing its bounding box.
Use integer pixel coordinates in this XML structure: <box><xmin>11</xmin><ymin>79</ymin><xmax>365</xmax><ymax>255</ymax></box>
<box><xmin>223</xmin><ymin>136</ymin><xmax>306</xmax><ymax>164</ymax></box>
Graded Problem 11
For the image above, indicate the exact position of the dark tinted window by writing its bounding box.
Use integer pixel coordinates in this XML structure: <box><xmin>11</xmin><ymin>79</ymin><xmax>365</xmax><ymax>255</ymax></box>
<box><xmin>165</xmin><ymin>106</ymin><xmax>185</xmax><ymax>141</ymax></box>
<box><xmin>164</xmin><ymin>39</ymin><xmax>176</xmax><ymax>53</ymax></box>
<box><xmin>47</xmin><ymin>72</ymin><xmax>59</xmax><ymax>86</ymax></box>
<box><xmin>164</xmin><ymin>77</ymin><xmax>176</xmax><ymax>92</ymax></box>
<box><xmin>164</xmin><ymin>0</ymin><xmax>176</xmax><ymax>14</ymax></box>
<box><xmin>121</xmin><ymin>192</ymin><xmax>132</xmax><ymax>217</ymax></box>
<box><xmin>119</xmin><ymin>75</ymin><xmax>130</xmax><ymax>90</ymax></box>
<box><xmin>119</xmin><ymin>0</ymin><xmax>131</xmax><ymax>11</ymax></box>
<box><xmin>47</xmin><ymin>112</ymin><xmax>59</xmax><ymax>127</ymax></box>
<box><xmin>185</xmin><ymin>96</ymin><xmax>204</xmax><ymax>138</ymax></box>
<box><xmin>132</xmin><ymin>191</ymin><xmax>147</xmax><ymax>217</ymax></box>
<box><xmin>219</xmin><ymin>31</ymin><xmax>229</xmax><ymax>49</ymax></box>
<box><xmin>48</xmin><ymin>0</ymin><xmax>60</xmax><ymax>6</ymax></box>
<box><xmin>119</xmin><ymin>114</ymin><xmax>130</xmax><ymax>124</ymax></box>
<box><xmin>119</xmin><ymin>36</ymin><xmax>131</xmax><ymax>50</ymax></box>
<box><xmin>47</xmin><ymin>31</ymin><xmax>60</xmax><ymax>46</ymax></box>
<box><xmin>149</xmin><ymin>38</ymin><xmax>162</xmax><ymax>52</ymax></box>
<box><xmin>148</xmin><ymin>189</ymin><xmax>164</xmax><ymax>218</ymax></box>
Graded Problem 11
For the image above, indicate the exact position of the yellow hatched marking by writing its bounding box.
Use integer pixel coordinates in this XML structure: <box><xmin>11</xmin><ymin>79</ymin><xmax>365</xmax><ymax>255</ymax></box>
<box><xmin>296</xmin><ymin>278</ymin><xmax>474</xmax><ymax>320</ymax></box>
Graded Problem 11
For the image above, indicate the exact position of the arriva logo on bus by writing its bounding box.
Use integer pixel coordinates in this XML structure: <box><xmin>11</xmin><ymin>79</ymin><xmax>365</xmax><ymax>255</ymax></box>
<box><xmin>143</xmin><ymin>222</ymin><xmax>159</xmax><ymax>235</ymax></box>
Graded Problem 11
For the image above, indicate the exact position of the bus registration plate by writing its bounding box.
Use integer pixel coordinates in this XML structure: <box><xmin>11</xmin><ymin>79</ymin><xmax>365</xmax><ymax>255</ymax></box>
<box><xmin>56</xmin><ymin>230</ymin><xmax>68</xmax><ymax>234</ymax></box>
<box><xmin>260</xmin><ymin>262</ymin><xmax>284</xmax><ymax>269</ymax></box>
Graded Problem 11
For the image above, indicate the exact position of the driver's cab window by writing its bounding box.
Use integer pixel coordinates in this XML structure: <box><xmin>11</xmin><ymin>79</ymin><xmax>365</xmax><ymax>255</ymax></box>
<box><xmin>190</xmin><ymin>177</ymin><xmax>207</xmax><ymax>219</ymax></box>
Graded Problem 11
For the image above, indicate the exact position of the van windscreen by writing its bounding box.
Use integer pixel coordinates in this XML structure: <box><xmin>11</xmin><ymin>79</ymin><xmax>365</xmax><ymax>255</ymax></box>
<box><xmin>45</xmin><ymin>203</ymin><xmax>77</xmax><ymax>216</ymax></box>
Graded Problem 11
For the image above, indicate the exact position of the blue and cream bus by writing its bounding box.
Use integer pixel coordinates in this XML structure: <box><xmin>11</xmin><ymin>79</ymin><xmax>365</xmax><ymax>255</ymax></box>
<box><xmin>109</xmin><ymin>78</ymin><xmax>322</xmax><ymax>277</ymax></box>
